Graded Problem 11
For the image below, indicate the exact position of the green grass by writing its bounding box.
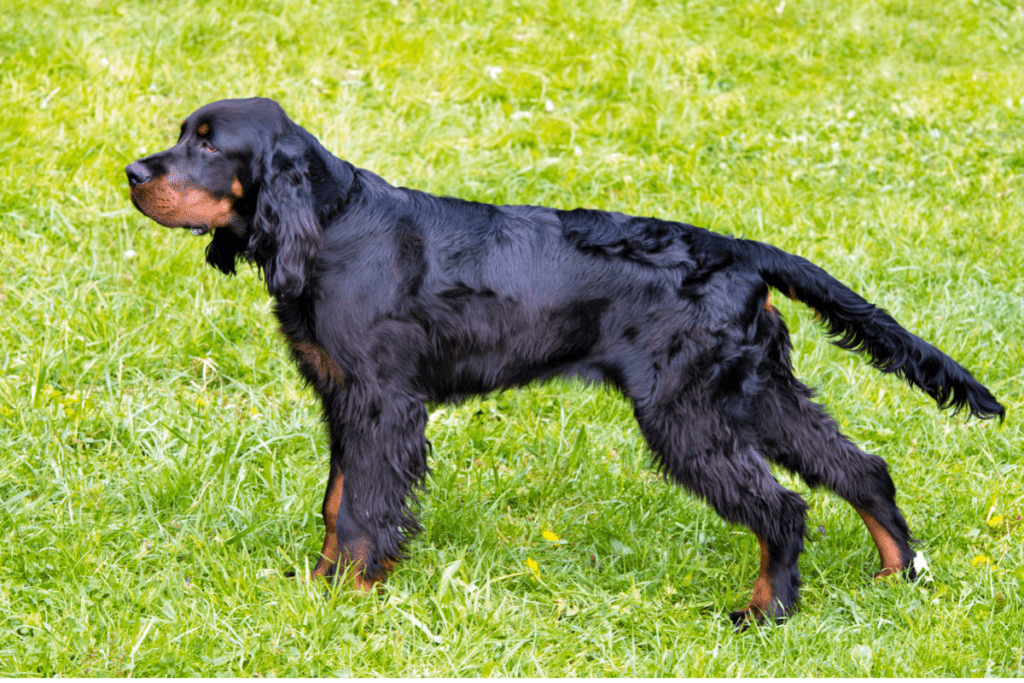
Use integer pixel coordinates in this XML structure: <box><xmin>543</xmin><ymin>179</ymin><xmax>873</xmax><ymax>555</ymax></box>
<box><xmin>2</xmin><ymin>0</ymin><xmax>1023</xmax><ymax>675</ymax></box>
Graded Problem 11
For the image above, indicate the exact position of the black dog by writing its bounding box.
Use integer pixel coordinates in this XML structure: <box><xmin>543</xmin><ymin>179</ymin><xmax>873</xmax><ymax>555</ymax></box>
<box><xmin>126</xmin><ymin>98</ymin><xmax>1004</xmax><ymax>626</ymax></box>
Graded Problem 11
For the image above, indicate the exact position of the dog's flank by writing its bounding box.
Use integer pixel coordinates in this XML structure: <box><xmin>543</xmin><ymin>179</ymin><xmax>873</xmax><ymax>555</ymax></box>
<box><xmin>127</xmin><ymin>97</ymin><xmax>1004</xmax><ymax>628</ymax></box>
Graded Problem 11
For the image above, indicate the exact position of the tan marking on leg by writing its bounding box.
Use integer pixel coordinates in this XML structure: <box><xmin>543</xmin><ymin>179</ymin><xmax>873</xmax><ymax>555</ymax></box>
<box><xmin>286</xmin><ymin>338</ymin><xmax>345</xmax><ymax>391</ymax></box>
<box><xmin>339</xmin><ymin>537</ymin><xmax>395</xmax><ymax>593</ymax></box>
<box><xmin>748</xmin><ymin>534</ymin><xmax>773</xmax><ymax>614</ymax></box>
<box><xmin>855</xmin><ymin>507</ymin><xmax>904</xmax><ymax>578</ymax></box>
<box><xmin>308</xmin><ymin>472</ymin><xmax>398</xmax><ymax>590</ymax></box>
<box><xmin>763</xmin><ymin>293</ymin><xmax>776</xmax><ymax>313</ymax></box>
<box><xmin>308</xmin><ymin>474</ymin><xmax>397</xmax><ymax>589</ymax></box>
<box><xmin>310</xmin><ymin>471</ymin><xmax>343</xmax><ymax>580</ymax></box>
<box><xmin>733</xmin><ymin>534</ymin><xmax>773</xmax><ymax>626</ymax></box>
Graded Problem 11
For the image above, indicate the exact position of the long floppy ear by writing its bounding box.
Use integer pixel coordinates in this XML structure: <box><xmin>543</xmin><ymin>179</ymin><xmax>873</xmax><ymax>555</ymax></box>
<box><xmin>250</xmin><ymin>133</ymin><xmax>322</xmax><ymax>299</ymax></box>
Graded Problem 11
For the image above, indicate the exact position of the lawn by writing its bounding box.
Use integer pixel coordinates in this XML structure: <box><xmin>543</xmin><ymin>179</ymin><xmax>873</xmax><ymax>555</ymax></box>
<box><xmin>1</xmin><ymin>0</ymin><xmax>1022</xmax><ymax>676</ymax></box>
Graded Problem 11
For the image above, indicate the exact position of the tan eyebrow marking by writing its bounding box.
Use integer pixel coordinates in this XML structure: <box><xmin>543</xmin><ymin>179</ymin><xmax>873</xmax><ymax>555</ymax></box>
<box><xmin>197</xmin><ymin>123</ymin><xmax>210</xmax><ymax>135</ymax></box>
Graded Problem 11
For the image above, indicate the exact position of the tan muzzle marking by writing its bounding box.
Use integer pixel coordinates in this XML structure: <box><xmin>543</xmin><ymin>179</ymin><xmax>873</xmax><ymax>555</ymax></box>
<box><xmin>131</xmin><ymin>174</ymin><xmax>239</xmax><ymax>229</ymax></box>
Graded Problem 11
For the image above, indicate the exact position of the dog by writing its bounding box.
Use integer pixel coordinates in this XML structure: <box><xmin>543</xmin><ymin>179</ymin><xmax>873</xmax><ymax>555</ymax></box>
<box><xmin>126</xmin><ymin>97</ymin><xmax>1004</xmax><ymax>627</ymax></box>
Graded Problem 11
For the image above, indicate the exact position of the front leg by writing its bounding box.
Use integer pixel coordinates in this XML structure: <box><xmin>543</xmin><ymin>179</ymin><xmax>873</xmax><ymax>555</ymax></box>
<box><xmin>331</xmin><ymin>388</ymin><xmax>430</xmax><ymax>589</ymax></box>
<box><xmin>310</xmin><ymin>455</ymin><xmax>344</xmax><ymax>581</ymax></box>
<box><xmin>283</xmin><ymin>333</ymin><xmax>351</xmax><ymax>581</ymax></box>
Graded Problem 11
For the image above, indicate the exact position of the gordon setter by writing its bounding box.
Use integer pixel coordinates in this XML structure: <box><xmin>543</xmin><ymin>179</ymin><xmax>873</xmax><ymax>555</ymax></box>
<box><xmin>126</xmin><ymin>98</ymin><xmax>1004</xmax><ymax>627</ymax></box>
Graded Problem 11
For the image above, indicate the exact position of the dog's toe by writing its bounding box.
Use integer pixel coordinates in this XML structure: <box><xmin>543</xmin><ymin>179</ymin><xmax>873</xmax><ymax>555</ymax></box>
<box><xmin>729</xmin><ymin>608</ymin><xmax>762</xmax><ymax>632</ymax></box>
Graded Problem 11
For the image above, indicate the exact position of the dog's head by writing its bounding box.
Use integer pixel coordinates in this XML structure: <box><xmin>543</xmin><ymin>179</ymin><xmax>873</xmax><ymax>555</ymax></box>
<box><xmin>126</xmin><ymin>98</ymin><xmax>323</xmax><ymax>298</ymax></box>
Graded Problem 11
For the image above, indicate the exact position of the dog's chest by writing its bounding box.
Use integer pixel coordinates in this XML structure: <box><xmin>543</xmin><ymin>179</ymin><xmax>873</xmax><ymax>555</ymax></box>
<box><xmin>275</xmin><ymin>300</ymin><xmax>346</xmax><ymax>392</ymax></box>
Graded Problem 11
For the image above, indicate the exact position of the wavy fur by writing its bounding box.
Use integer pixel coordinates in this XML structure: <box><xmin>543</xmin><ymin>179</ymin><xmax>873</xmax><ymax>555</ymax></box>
<box><xmin>744</xmin><ymin>241</ymin><xmax>1004</xmax><ymax>420</ymax></box>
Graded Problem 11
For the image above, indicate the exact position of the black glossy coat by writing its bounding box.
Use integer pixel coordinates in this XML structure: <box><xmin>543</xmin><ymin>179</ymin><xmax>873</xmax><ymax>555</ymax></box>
<box><xmin>128</xmin><ymin>98</ymin><xmax>1004</xmax><ymax>625</ymax></box>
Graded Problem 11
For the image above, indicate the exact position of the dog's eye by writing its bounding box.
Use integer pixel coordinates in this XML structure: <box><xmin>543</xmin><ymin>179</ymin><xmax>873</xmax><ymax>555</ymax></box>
<box><xmin>201</xmin><ymin>141</ymin><xmax>218</xmax><ymax>153</ymax></box>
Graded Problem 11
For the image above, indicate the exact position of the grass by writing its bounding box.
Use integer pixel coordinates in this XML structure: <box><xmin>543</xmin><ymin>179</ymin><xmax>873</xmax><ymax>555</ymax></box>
<box><xmin>1</xmin><ymin>0</ymin><xmax>1023</xmax><ymax>675</ymax></box>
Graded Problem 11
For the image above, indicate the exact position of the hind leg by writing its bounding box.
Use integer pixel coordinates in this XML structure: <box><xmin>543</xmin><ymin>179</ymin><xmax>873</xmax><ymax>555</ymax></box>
<box><xmin>752</xmin><ymin>377</ymin><xmax>916</xmax><ymax>579</ymax></box>
<box><xmin>634</xmin><ymin>401</ymin><xmax>807</xmax><ymax>626</ymax></box>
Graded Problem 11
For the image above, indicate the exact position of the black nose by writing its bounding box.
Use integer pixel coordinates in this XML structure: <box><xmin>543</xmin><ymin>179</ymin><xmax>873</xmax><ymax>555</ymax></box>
<box><xmin>125</xmin><ymin>162</ymin><xmax>152</xmax><ymax>187</ymax></box>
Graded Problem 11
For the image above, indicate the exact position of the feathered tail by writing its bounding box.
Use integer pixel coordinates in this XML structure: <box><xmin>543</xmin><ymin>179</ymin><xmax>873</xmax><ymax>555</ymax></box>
<box><xmin>740</xmin><ymin>240</ymin><xmax>1004</xmax><ymax>420</ymax></box>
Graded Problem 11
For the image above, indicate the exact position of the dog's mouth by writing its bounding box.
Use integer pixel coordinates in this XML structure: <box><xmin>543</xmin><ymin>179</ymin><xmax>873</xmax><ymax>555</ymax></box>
<box><xmin>129</xmin><ymin>190</ymin><xmax>214</xmax><ymax>236</ymax></box>
<box><xmin>129</xmin><ymin>181</ymin><xmax>238</xmax><ymax>235</ymax></box>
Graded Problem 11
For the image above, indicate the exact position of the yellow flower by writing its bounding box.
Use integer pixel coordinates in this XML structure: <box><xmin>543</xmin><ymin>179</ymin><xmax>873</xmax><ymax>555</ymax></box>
<box><xmin>987</xmin><ymin>515</ymin><xmax>1003</xmax><ymax>528</ymax></box>
<box><xmin>970</xmin><ymin>555</ymin><xmax>990</xmax><ymax>567</ymax></box>
<box><xmin>542</xmin><ymin>530</ymin><xmax>560</xmax><ymax>542</ymax></box>
<box><xmin>526</xmin><ymin>557</ymin><xmax>541</xmax><ymax>579</ymax></box>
